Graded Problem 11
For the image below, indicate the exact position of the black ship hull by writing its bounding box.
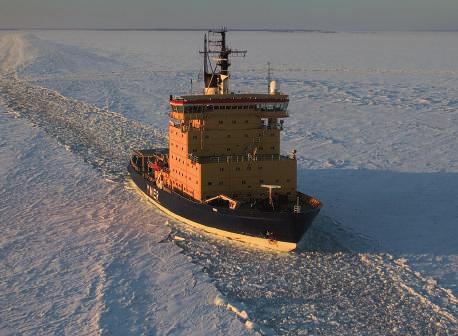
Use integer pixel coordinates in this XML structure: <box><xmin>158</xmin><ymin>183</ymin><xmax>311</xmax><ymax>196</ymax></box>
<box><xmin>128</xmin><ymin>164</ymin><xmax>320</xmax><ymax>251</ymax></box>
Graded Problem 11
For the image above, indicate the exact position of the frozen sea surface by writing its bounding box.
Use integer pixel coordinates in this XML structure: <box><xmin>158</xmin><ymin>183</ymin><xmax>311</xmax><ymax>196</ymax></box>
<box><xmin>0</xmin><ymin>104</ymin><xmax>251</xmax><ymax>336</ymax></box>
<box><xmin>1</xmin><ymin>31</ymin><xmax>458</xmax><ymax>335</ymax></box>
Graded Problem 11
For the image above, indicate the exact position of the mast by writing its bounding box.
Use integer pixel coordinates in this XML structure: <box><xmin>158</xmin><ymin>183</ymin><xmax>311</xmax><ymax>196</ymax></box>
<box><xmin>199</xmin><ymin>27</ymin><xmax>246</xmax><ymax>95</ymax></box>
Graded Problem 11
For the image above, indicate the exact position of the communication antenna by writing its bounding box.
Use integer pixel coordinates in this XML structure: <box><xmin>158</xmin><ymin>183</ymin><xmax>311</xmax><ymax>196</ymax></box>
<box><xmin>267</xmin><ymin>62</ymin><xmax>272</xmax><ymax>93</ymax></box>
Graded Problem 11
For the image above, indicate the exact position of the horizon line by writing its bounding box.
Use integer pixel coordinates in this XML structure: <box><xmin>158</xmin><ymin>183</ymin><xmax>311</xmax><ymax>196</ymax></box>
<box><xmin>1</xmin><ymin>27</ymin><xmax>458</xmax><ymax>33</ymax></box>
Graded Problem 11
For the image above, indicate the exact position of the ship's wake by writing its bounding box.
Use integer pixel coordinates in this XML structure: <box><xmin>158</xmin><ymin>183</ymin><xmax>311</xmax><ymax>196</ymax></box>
<box><xmin>0</xmin><ymin>76</ymin><xmax>166</xmax><ymax>181</ymax></box>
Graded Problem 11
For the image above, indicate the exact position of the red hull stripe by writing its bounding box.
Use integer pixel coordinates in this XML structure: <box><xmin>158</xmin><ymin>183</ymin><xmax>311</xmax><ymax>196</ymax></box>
<box><xmin>170</xmin><ymin>98</ymin><xmax>288</xmax><ymax>106</ymax></box>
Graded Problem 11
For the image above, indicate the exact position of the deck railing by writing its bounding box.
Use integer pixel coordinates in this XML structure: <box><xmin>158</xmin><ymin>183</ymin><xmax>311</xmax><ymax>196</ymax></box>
<box><xmin>188</xmin><ymin>153</ymin><xmax>294</xmax><ymax>164</ymax></box>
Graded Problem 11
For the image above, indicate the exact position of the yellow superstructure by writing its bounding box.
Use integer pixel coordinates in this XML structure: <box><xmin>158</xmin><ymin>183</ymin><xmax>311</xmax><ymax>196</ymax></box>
<box><xmin>168</xmin><ymin>93</ymin><xmax>297</xmax><ymax>202</ymax></box>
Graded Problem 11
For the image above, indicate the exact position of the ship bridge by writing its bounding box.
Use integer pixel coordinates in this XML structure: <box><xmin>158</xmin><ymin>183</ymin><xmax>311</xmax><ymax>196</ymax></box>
<box><xmin>169</xmin><ymin>93</ymin><xmax>289</xmax><ymax>121</ymax></box>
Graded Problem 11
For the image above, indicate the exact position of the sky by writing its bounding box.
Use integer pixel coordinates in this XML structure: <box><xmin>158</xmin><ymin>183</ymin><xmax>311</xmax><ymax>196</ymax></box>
<box><xmin>0</xmin><ymin>0</ymin><xmax>457</xmax><ymax>31</ymax></box>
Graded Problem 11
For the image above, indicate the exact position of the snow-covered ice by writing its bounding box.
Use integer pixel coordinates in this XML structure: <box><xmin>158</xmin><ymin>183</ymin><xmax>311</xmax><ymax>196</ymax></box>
<box><xmin>1</xmin><ymin>31</ymin><xmax>458</xmax><ymax>335</ymax></box>
<box><xmin>0</xmin><ymin>33</ymin><xmax>251</xmax><ymax>336</ymax></box>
